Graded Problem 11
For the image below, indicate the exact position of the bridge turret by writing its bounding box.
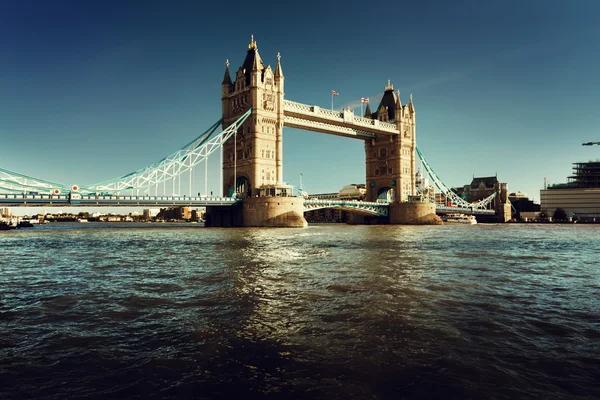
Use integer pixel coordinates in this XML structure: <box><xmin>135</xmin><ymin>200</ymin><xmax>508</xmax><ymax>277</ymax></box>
<box><xmin>274</xmin><ymin>52</ymin><xmax>285</xmax><ymax>183</ymax></box>
<box><xmin>274</xmin><ymin>52</ymin><xmax>283</xmax><ymax>79</ymax></box>
<box><xmin>363</xmin><ymin>102</ymin><xmax>372</xmax><ymax>118</ymax></box>
<box><xmin>247</xmin><ymin>36</ymin><xmax>264</xmax><ymax>87</ymax></box>
<box><xmin>376</xmin><ymin>81</ymin><xmax>398</xmax><ymax>123</ymax></box>
<box><xmin>221</xmin><ymin>59</ymin><xmax>233</xmax><ymax>117</ymax></box>
<box><xmin>222</xmin><ymin>59</ymin><xmax>232</xmax><ymax>88</ymax></box>
<box><xmin>394</xmin><ymin>89</ymin><xmax>402</xmax><ymax>128</ymax></box>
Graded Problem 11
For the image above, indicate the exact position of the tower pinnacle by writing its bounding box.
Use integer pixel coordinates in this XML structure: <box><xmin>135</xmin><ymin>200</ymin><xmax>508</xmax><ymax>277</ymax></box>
<box><xmin>275</xmin><ymin>52</ymin><xmax>283</xmax><ymax>77</ymax></box>
<box><xmin>222</xmin><ymin>58</ymin><xmax>232</xmax><ymax>85</ymax></box>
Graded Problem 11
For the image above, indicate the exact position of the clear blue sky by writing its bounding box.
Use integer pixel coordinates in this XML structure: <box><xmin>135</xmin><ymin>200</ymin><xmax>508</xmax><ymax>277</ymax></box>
<box><xmin>2</xmin><ymin>0</ymin><xmax>600</xmax><ymax>202</ymax></box>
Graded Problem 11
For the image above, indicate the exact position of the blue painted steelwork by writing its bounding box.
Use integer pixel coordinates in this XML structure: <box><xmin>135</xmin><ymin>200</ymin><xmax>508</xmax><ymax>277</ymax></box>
<box><xmin>435</xmin><ymin>205</ymin><xmax>495</xmax><ymax>215</ymax></box>
<box><xmin>304</xmin><ymin>199</ymin><xmax>389</xmax><ymax>216</ymax></box>
<box><xmin>0</xmin><ymin>108</ymin><xmax>252</xmax><ymax>195</ymax></box>
<box><xmin>416</xmin><ymin>146</ymin><xmax>498</xmax><ymax>210</ymax></box>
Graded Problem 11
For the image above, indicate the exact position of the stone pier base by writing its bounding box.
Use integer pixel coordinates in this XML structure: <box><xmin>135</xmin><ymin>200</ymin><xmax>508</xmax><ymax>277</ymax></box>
<box><xmin>204</xmin><ymin>203</ymin><xmax>243</xmax><ymax>227</ymax></box>
<box><xmin>389</xmin><ymin>202</ymin><xmax>442</xmax><ymax>225</ymax></box>
<box><xmin>242</xmin><ymin>197</ymin><xmax>307</xmax><ymax>228</ymax></box>
<box><xmin>346</xmin><ymin>213</ymin><xmax>388</xmax><ymax>225</ymax></box>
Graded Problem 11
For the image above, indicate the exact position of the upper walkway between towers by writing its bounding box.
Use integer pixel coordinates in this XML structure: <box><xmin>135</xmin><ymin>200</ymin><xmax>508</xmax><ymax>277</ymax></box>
<box><xmin>283</xmin><ymin>100</ymin><xmax>399</xmax><ymax>139</ymax></box>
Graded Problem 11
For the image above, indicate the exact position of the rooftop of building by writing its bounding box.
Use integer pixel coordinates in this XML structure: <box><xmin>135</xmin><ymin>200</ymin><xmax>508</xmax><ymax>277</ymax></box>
<box><xmin>470</xmin><ymin>176</ymin><xmax>499</xmax><ymax>189</ymax></box>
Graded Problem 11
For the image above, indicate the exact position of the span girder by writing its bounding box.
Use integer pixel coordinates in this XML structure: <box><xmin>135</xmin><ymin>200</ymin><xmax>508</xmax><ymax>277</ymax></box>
<box><xmin>86</xmin><ymin>108</ymin><xmax>252</xmax><ymax>194</ymax></box>
<box><xmin>416</xmin><ymin>147</ymin><xmax>497</xmax><ymax>210</ymax></box>
<box><xmin>0</xmin><ymin>109</ymin><xmax>252</xmax><ymax>195</ymax></box>
<box><xmin>304</xmin><ymin>199</ymin><xmax>389</xmax><ymax>216</ymax></box>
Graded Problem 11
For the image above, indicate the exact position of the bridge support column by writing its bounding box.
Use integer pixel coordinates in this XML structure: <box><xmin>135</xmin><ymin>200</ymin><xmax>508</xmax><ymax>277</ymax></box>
<box><xmin>497</xmin><ymin>203</ymin><xmax>512</xmax><ymax>223</ymax></box>
<box><xmin>389</xmin><ymin>202</ymin><xmax>441</xmax><ymax>225</ymax></box>
<box><xmin>346</xmin><ymin>213</ymin><xmax>388</xmax><ymax>225</ymax></box>
<box><xmin>204</xmin><ymin>204</ymin><xmax>244</xmax><ymax>227</ymax></box>
<box><xmin>242</xmin><ymin>197</ymin><xmax>307</xmax><ymax>227</ymax></box>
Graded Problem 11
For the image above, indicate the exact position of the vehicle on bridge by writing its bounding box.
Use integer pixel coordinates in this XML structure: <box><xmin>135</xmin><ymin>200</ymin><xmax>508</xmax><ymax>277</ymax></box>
<box><xmin>338</xmin><ymin>184</ymin><xmax>366</xmax><ymax>200</ymax></box>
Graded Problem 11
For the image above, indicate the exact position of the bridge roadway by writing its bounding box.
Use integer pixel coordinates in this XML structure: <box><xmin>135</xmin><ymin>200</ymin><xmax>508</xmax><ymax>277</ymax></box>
<box><xmin>0</xmin><ymin>193</ymin><xmax>496</xmax><ymax>216</ymax></box>
<box><xmin>0</xmin><ymin>193</ymin><xmax>238</xmax><ymax>207</ymax></box>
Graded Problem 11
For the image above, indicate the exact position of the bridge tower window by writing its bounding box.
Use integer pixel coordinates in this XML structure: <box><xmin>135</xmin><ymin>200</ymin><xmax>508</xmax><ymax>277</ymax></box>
<box><xmin>380</xmin><ymin>148</ymin><xmax>387</xmax><ymax>158</ymax></box>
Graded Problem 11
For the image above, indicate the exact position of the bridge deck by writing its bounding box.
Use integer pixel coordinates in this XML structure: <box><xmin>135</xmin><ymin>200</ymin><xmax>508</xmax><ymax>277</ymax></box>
<box><xmin>1</xmin><ymin>193</ymin><xmax>497</xmax><ymax>216</ymax></box>
<box><xmin>0</xmin><ymin>193</ymin><xmax>238</xmax><ymax>207</ymax></box>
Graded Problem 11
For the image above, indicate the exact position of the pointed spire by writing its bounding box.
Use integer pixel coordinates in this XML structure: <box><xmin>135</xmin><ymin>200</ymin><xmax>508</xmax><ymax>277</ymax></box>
<box><xmin>249</xmin><ymin>38</ymin><xmax>263</xmax><ymax>72</ymax></box>
<box><xmin>222</xmin><ymin>59</ymin><xmax>232</xmax><ymax>86</ymax></box>
<box><xmin>409</xmin><ymin>93</ymin><xmax>415</xmax><ymax>113</ymax></box>
<box><xmin>364</xmin><ymin>103</ymin><xmax>372</xmax><ymax>118</ymax></box>
<box><xmin>275</xmin><ymin>52</ymin><xmax>283</xmax><ymax>77</ymax></box>
<box><xmin>385</xmin><ymin>79</ymin><xmax>393</xmax><ymax>91</ymax></box>
<box><xmin>395</xmin><ymin>89</ymin><xmax>401</xmax><ymax>109</ymax></box>
<box><xmin>252</xmin><ymin>51</ymin><xmax>263</xmax><ymax>71</ymax></box>
<box><xmin>248</xmin><ymin>34</ymin><xmax>256</xmax><ymax>49</ymax></box>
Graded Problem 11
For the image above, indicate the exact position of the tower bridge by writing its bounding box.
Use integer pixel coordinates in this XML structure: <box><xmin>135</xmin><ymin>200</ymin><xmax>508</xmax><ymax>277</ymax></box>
<box><xmin>0</xmin><ymin>36</ymin><xmax>509</xmax><ymax>226</ymax></box>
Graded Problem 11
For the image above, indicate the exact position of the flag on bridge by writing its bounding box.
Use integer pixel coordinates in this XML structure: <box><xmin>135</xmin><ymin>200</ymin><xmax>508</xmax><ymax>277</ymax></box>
<box><xmin>361</xmin><ymin>97</ymin><xmax>369</xmax><ymax>103</ymax></box>
<box><xmin>331</xmin><ymin>90</ymin><xmax>339</xmax><ymax>110</ymax></box>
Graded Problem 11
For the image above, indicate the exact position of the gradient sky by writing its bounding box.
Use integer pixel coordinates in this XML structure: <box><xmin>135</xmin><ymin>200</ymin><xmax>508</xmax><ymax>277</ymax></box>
<box><xmin>2</xmin><ymin>0</ymin><xmax>600</xmax><ymax>204</ymax></box>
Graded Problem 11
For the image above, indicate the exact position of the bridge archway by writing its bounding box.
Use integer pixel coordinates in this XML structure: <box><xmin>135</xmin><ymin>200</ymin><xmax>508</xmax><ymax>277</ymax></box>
<box><xmin>377</xmin><ymin>187</ymin><xmax>394</xmax><ymax>202</ymax></box>
<box><xmin>235</xmin><ymin>176</ymin><xmax>251</xmax><ymax>197</ymax></box>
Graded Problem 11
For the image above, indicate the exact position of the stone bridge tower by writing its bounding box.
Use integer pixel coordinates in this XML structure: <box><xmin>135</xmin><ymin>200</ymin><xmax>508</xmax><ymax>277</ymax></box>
<box><xmin>364</xmin><ymin>81</ymin><xmax>416</xmax><ymax>203</ymax></box>
<box><xmin>221</xmin><ymin>36</ymin><xmax>284</xmax><ymax>197</ymax></box>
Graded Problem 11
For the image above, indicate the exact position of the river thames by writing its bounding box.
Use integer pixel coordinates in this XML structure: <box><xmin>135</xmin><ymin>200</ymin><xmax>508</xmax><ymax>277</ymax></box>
<box><xmin>1</xmin><ymin>223</ymin><xmax>599</xmax><ymax>399</ymax></box>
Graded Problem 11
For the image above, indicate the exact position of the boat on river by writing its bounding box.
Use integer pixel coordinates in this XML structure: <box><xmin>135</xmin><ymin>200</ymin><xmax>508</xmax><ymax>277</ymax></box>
<box><xmin>441</xmin><ymin>213</ymin><xmax>477</xmax><ymax>225</ymax></box>
<box><xmin>0</xmin><ymin>221</ymin><xmax>16</xmax><ymax>230</ymax></box>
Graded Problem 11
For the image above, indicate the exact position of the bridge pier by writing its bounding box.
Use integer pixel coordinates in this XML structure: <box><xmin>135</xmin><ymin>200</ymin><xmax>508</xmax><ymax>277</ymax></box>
<box><xmin>205</xmin><ymin>197</ymin><xmax>307</xmax><ymax>228</ymax></box>
<box><xmin>346</xmin><ymin>213</ymin><xmax>388</xmax><ymax>225</ymax></box>
<box><xmin>389</xmin><ymin>202</ymin><xmax>441</xmax><ymax>225</ymax></box>
<box><xmin>204</xmin><ymin>203</ymin><xmax>243</xmax><ymax>227</ymax></box>
<box><xmin>243</xmin><ymin>197</ymin><xmax>307</xmax><ymax>227</ymax></box>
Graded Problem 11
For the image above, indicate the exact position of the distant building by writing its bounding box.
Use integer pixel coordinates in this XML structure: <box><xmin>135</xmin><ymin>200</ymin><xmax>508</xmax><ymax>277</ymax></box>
<box><xmin>540</xmin><ymin>160</ymin><xmax>600</xmax><ymax>220</ymax></box>
<box><xmin>508</xmin><ymin>192</ymin><xmax>540</xmax><ymax>221</ymax></box>
<box><xmin>157</xmin><ymin>206</ymin><xmax>192</xmax><ymax>220</ymax></box>
<box><xmin>1</xmin><ymin>207</ymin><xmax>11</xmax><ymax>218</ymax></box>
<box><xmin>453</xmin><ymin>175</ymin><xmax>511</xmax><ymax>222</ymax></box>
<box><xmin>191</xmin><ymin>209</ymin><xmax>203</xmax><ymax>221</ymax></box>
<box><xmin>509</xmin><ymin>192</ymin><xmax>540</xmax><ymax>213</ymax></box>
<box><xmin>143</xmin><ymin>208</ymin><xmax>160</xmax><ymax>220</ymax></box>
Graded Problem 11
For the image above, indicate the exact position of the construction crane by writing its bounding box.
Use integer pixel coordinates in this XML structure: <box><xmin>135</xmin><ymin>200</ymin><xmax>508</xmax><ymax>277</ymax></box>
<box><xmin>582</xmin><ymin>142</ymin><xmax>600</xmax><ymax>146</ymax></box>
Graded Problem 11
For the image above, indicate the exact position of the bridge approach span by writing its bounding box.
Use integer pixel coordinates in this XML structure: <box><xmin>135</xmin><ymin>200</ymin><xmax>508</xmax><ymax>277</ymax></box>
<box><xmin>0</xmin><ymin>193</ymin><xmax>238</xmax><ymax>207</ymax></box>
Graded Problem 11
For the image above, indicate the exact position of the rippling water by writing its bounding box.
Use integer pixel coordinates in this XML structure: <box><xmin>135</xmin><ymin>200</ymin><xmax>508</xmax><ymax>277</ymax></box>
<box><xmin>1</xmin><ymin>223</ymin><xmax>599</xmax><ymax>399</ymax></box>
